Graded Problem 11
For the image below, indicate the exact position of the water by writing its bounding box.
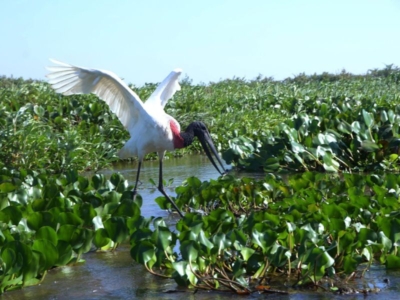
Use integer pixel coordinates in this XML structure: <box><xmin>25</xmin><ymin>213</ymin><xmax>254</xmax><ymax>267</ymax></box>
<box><xmin>104</xmin><ymin>154</ymin><xmax>230</xmax><ymax>218</ymax></box>
<box><xmin>2</xmin><ymin>156</ymin><xmax>400</xmax><ymax>299</ymax></box>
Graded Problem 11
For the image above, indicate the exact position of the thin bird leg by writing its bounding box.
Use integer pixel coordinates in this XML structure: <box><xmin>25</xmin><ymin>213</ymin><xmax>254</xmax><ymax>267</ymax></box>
<box><xmin>132</xmin><ymin>161</ymin><xmax>142</xmax><ymax>200</ymax></box>
<box><xmin>157</xmin><ymin>159</ymin><xmax>184</xmax><ymax>218</ymax></box>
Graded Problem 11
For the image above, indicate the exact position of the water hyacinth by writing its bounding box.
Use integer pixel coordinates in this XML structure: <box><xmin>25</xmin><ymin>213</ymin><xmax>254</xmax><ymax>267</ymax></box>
<box><xmin>1</xmin><ymin>66</ymin><xmax>400</xmax><ymax>294</ymax></box>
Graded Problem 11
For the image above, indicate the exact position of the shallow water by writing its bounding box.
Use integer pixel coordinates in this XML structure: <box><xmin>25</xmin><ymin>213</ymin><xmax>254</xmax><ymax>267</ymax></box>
<box><xmin>105</xmin><ymin>154</ymin><xmax>231</xmax><ymax>218</ymax></box>
<box><xmin>2</xmin><ymin>156</ymin><xmax>400</xmax><ymax>299</ymax></box>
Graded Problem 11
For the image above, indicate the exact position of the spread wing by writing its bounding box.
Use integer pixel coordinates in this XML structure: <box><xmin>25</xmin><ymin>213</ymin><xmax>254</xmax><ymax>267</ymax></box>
<box><xmin>144</xmin><ymin>68</ymin><xmax>182</xmax><ymax>109</ymax></box>
<box><xmin>46</xmin><ymin>59</ymin><xmax>148</xmax><ymax>135</ymax></box>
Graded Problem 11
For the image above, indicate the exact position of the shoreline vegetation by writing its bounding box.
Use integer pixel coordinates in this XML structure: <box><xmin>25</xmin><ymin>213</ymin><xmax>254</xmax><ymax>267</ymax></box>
<box><xmin>1</xmin><ymin>65</ymin><xmax>400</xmax><ymax>295</ymax></box>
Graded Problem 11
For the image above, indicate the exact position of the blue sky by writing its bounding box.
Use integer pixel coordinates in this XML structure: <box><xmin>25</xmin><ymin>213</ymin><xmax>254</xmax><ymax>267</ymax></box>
<box><xmin>1</xmin><ymin>0</ymin><xmax>400</xmax><ymax>85</ymax></box>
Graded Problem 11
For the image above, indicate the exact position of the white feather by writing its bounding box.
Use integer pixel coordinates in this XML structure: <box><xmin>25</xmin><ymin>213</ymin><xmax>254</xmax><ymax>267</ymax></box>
<box><xmin>46</xmin><ymin>59</ymin><xmax>183</xmax><ymax>159</ymax></box>
<box><xmin>46</xmin><ymin>59</ymin><xmax>149</xmax><ymax>135</ymax></box>
<box><xmin>145</xmin><ymin>68</ymin><xmax>182</xmax><ymax>109</ymax></box>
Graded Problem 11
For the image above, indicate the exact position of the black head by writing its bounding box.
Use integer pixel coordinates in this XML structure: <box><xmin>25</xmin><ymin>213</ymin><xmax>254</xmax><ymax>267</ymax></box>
<box><xmin>184</xmin><ymin>121</ymin><xmax>226</xmax><ymax>175</ymax></box>
<box><xmin>185</xmin><ymin>121</ymin><xmax>208</xmax><ymax>136</ymax></box>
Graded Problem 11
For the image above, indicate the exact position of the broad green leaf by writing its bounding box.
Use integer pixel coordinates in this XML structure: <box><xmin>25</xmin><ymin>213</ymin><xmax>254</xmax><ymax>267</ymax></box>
<box><xmin>240</xmin><ymin>247</ymin><xmax>255</xmax><ymax>260</ymax></box>
<box><xmin>180</xmin><ymin>240</ymin><xmax>199</xmax><ymax>262</ymax></box>
<box><xmin>55</xmin><ymin>241</ymin><xmax>73</xmax><ymax>266</ymax></box>
<box><xmin>291</xmin><ymin>141</ymin><xmax>305</xmax><ymax>153</ymax></box>
<box><xmin>32</xmin><ymin>239</ymin><xmax>59</xmax><ymax>270</ymax></box>
<box><xmin>361</xmin><ymin>140</ymin><xmax>379</xmax><ymax>152</ymax></box>
<box><xmin>104</xmin><ymin>217</ymin><xmax>128</xmax><ymax>243</ymax></box>
<box><xmin>58</xmin><ymin>212</ymin><xmax>83</xmax><ymax>226</ymax></box>
<box><xmin>386</xmin><ymin>254</ymin><xmax>400</xmax><ymax>269</ymax></box>
<box><xmin>0</xmin><ymin>183</ymin><xmax>16</xmax><ymax>193</ymax></box>
<box><xmin>152</xmin><ymin>226</ymin><xmax>173</xmax><ymax>251</ymax></box>
<box><xmin>362</xmin><ymin>109</ymin><xmax>374</xmax><ymax>128</ymax></box>
<box><xmin>0</xmin><ymin>206</ymin><xmax>22</xmax><ymax>225</ymax></box>
<box><xmin>130</xmin><ymin>241</ymin><xmax>156</xmax><ymax>269</ymax></box>
<box><xmin>36</xmin><ymin>226</ymin><xmax>58</xmax><ymax>246</ymax></box>
<box><xmin>93</xmin><ymin>228</ymin><xmax>111</xmax><ymax>248</ymax></box>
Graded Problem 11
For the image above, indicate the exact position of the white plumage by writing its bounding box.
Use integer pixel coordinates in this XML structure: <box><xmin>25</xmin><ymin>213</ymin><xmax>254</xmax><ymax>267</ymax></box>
<box><xmin>47</xmin><ymin>59</ymin><xmax>182</xmax><ymax>161</ymax></box>
<box><xmin>47</xmin><ymin>59</ymin><xmax>226</xmax><ymax>217</ymax></box>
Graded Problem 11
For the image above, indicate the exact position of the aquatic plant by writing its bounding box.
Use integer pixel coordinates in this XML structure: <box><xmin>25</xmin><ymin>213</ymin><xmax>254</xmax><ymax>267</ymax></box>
<box><xmin>131</xmin><ymin>172</ymin><xmax>400</xmax><ymax>293</ymax></box>
<box><xmin>1</xmin><ymin>66</ymin><xmax>400</xmax><ymax>294</ymax></box>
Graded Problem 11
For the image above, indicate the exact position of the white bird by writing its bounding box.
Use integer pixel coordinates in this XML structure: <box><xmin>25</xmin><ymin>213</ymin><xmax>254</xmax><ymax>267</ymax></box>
<box><xmin>46</xmin><ymin>59</ymin><xmax>226</xmax><ymax>217</ymax></box>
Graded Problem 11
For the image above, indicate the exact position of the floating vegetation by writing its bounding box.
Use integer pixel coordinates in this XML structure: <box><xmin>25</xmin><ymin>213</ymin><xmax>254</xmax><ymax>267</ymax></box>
<box><xmin>1</xmin><ymin>66</ymin><xmax>400</xmax><ymax>294</ymax></box>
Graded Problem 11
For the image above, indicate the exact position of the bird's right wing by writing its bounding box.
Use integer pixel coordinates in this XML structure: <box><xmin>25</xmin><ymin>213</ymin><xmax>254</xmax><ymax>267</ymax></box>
<box><xmin>144</xmin><ymin>68</ymin><xmax>182</xmax><ymax>110</ymax></box>
<box><xmin>46</xmin><ymin>59</ymin><xmax>147</xmax><ymax>135</ymax></box>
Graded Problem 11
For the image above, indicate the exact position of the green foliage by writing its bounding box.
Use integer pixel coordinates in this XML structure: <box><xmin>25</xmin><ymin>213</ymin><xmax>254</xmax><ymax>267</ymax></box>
<box><xmin>220</xmin><ymin>76</ymin><xmax>400</xmax><ymax>172</ymax></box>
<box><xmin>129</xmin><ymin>172</ymin><xmax>400</xmax><ymax>292</ymax></box>
<box><xmin>2</xmin><ymin>66</ymin><xmax>400</xmax><ymax>173</ymax></box>
<box><xmin>0</xmin><ymin>169</ymin><xmax>139</xmax><ymax>292</ymax></box>
<box><xmin>0</xmin><ymin>80</ymin><xmax>126</xmax><ymax>172</ymax></box>
<box><xmin>2</xmin><ymin>66</ymin><xmax>400</xmax><ymax>294</ymax></box>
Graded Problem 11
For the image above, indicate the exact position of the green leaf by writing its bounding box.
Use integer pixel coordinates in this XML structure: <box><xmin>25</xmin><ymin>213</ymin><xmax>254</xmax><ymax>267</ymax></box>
<box><xmin>171</xmin><ymin>261</ymin><xmax>197</xmax><ymax>286</ymax></box>
<box><xmin>104</xmin><ymin>217</ymin><xmax>128</xmax><ymax>243</ymax></box>
<box><xmin>77</xmin><ymin>203</ymin><xmax>97</xmax><ymax>226</ymax></box>
<box><xmin>362</xmin><ymin>109</ymin><xmax>374</xmax><ymax>128</ymax></box>
<box><xmin>57</xmin><ymin>224</ymin><xmax>77</xmax><ymax>243</ymax></box>
<box><xmin>1</xmin><ymin>248</ymin><xmax>16</xmax><ymax>274</ymax></box>
<box><xmin>380</xmin><ymin>231</ymin><xmax>393</xmax><ymax>252</ymax></box>
<box><xmin>240</xmin><ymin>247</ymin><xmax>255</xmax><ymax>260</ymax></box>
<box><xmin>252</xmin><ymin>227</ymin><xmax>277</xmax><ymax>251</ymax></box>
<box><xmin>0</xmin><ymin>183</ymin><xmax>16</xmax><ymax>193</ymax></box>
<box><xmin>34</xmin><ymin>105</ymin><xmax>45</xmax><ymax>117</ymax></box>
<box><xmin>211</xmin><ymin>232</ymin><xmax>231</xmax><ymax>255</ymax></box>
<box><xmin>112</xmin><ymin>200</ymin><xmax>140</xmax><ymax>218</ymax></box>
<box><xmin>291</xmin><ymin>141</ymin><xmax>305</xmax><ymax>153</ymax></box>
<box><xmin>351</xmin><ymin>121</ymin><xmax>361</xmax><ymax>134</ymax></box>
<box><xmin>322</xmin><ymin>152</ymin><xmax>340</xmax><ymax>172</ymax></box>
<box><xmin>93</xmin><ymin>228</ymin><xmax>111</xmax><ymax>249</ymax></box>
<box><xmin>180</xmin><ymin>240</ymin><xmax>199</xmax><ymax>261</ymax></box>
<box><xmin>386</xmin><ymin>254</ymin><xmax>400</xmax><ymax>269</ymax></box>
<box><xmin>130</xmin><ymin>241</ymin><xmax>156</xmax><ymax>269</ymax></box>
<box><xmin>152</xmin><ymin>226</ymin><xmax>174</xmax><ymax>251</ymax></box>
<box><xmin>92</xmin><ymin>174</ymin><xmax>106</xmax><ymax>190</ymax></box>
<box><xmin>0</xmin><ymin>206</ymin><xmax>22</xmax><ymax>225</ymax></box>
<box><xmin>361</xmin><ymin>140</ymin><xmax>379</xmax><ymax>152</ymax></box>
<box><xmin>26</xmin><ymin>212</ymin><xmax>43</xmax><ymax>230</ymax></box>
<box><xmin>36</xmin><ymin>226</ymin><xmax>58</xmax><ymax>246</ymax></box>
<box><xmin>171</xmin><ymin>261</ymin><xmax>191</xmax><ymax>286</ymax></box>
<box><xmin>343</xmin><ymin>255</ymin><xmax>358</xmax><ymax>274</ymax></box>
<box><xmin>32</xmin><ymin>239</ymin><xmax>59</xmax><ymax>270</ymax></box>
<box><xmin>55</xmin><ymin>241</ymin><xmax>73</xmax><ymax>266</ymax></box>
<box><xmin>58</xmin><ymin>212</ymin><xmax>83</xmax><ymax>226</ymax></box>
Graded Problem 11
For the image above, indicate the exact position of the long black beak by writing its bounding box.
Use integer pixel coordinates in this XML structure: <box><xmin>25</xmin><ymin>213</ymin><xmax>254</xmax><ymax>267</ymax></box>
<box><xmin>198</xmin><ymin>131</ymin><xmax>227</xmax><ymax>176</ymax></box>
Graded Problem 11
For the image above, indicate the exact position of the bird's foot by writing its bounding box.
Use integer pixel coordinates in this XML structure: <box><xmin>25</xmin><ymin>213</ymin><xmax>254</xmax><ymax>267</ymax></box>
<box><xmin>221</xmin><ymin>169</ymin><xmax>230</xmax><ymax>176</ymax></box>
<box><xmin>132</xmin><ymin>189</ymin><xmax>138</xmax><ymax>201</ymax></box>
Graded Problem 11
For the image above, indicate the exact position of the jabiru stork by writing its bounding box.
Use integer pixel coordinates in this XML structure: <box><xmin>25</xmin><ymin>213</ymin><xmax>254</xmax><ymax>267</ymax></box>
<box><xmin>46</xmin><ymin>59</ymin><xmax>226</xmax><ymax>217</ymax></box>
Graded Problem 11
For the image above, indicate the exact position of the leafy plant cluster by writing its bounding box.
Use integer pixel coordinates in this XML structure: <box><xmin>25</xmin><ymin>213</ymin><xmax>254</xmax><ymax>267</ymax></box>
<box><xmin>131</xmin><ymin>172</ymin><xmax>400</xmax><ymax>293</ymax></box>
<box><xmin>221</xmin><ymin>75</ymin><xmax>400</xmax><ymax>172</ymax></box>
<box><xmin>2</xmin><ymin>66</ymin><xmax>400</xmax><ymax>295</ymax></box>
<box><xmin>0</xmin><ymin>80</ymin><xmax>126</xmax><ymax>172</ymax></box>
<box><xmin>0</xmin><ymin>168</ymin><xmax>142</xmax><ymax>292</ymax></box>
<box><xmin>2</xmin><ymin>66</ymin><xmax>400</xmax><ymax>173</ymax></box>
<box><xmin>2</xmin><ymin>166</ymin><xmax>400</xmax><ymax>294</ymax></box>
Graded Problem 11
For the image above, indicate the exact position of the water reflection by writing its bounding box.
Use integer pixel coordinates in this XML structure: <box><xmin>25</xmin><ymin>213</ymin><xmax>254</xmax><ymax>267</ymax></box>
<box><xmin>99</xmin><ymin>155</ymin><xmax>230</xmax><ymax>218</ymax></box>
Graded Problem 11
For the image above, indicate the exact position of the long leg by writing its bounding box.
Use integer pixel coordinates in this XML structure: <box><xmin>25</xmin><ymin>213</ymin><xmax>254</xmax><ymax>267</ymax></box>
<box><xmin>157</xmin><ymin>159</ymin><xmax>184</xmax><ymax>218</ymax></box>
<box><xmin>132</xmin><ymin>160</ymin><xmax>142</xmax><ymax>200</ymax></box>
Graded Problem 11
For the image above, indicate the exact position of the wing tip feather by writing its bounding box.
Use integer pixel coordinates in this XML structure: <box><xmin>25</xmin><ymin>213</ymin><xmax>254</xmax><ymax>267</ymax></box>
<box><xmin>173</xmin><ymin>68</ymin><xmax>183</xmax><ymax>74</ymax></box>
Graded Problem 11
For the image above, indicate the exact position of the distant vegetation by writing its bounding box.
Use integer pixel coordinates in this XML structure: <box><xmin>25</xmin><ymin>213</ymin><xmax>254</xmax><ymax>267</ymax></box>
<box><xmin>2</xmin><ymin>64</ymin><xmax>400</xmax><ymax>173</ymax></box>
<box><xmin>1</xmin><ymin>65</ymin><xmax>400</xmax><ymax>294</ymax></box>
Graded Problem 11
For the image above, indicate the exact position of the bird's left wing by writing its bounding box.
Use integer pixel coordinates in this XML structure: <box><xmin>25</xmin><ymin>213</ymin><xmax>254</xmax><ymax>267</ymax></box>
<box><xmin>46</xmin><ymin>59</ymin><xmax>148</xmax><ymax>135</ymax></box>
<box><xmin>144</xmin><ymin>68</ymin><xmax>182</xmax><ymax>109</ymax></box>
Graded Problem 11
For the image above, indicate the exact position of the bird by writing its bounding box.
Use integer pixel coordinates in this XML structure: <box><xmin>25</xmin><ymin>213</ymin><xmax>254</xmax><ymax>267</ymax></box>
<box><xmin>46</xmin><ymin>59</ymin><xmax>226</xmax><ymax>217</ymax></box>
